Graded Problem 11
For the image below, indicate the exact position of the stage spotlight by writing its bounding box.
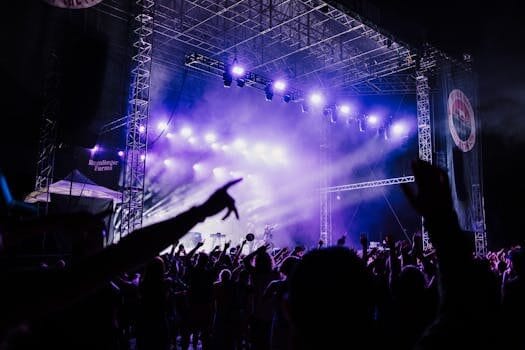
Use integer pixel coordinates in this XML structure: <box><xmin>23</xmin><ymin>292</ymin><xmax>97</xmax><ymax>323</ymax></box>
<box><xmin>223</xmin><ymin>71</ymin><xmax>233</xmax><ymax>87</ymax></box>
<box><xmin>283</xmin><ymin>94</ymin><xmax>292</xmax><ymax>103</ymax></box>
<box><xmin>180</xmin><ymin>126</ymin><xmax>192</xmax><ymax>138</ymax></box>
<box><xmin>264</xmin><ymin>83</ymin><xmax>274</xmax><ymax>101</ymax></box>
<box><xmin>213</xmin><ymin>167</ymin><xmax>226</xmax><ymax>178</ymax></box>
<box><xmin>211</xmin><ymin>142</ymin><xmax>220</xmax><ymax>151</ymax></box>
<box><xmin>274</xmin><ymin>80</ymin><xmax>286</xmax><ymax>91</ymax></box>
<box><xmin>204</xmin><ymin>132</ymin><xmax>217</xmax><ymax>143</ymax></box>
<box><xmin>163</xmin><ymin>159</ymin><xmax>172</xmax><ymax>167</ymax></box>
<box><xmin>140</xmin><ymin>154</ymin><xmax>146</xmax><ymax>161</ymax></box>
<box><xmin>192</xmin><ymin>163</ymin><xmax>202</xmax><ymax>171</ymax></box>
<box><xmin>91</xmin><ymin>144</ymin><xmax>99</xmax><ymax>153</ymax></box>
<box><xmin>139</xmin><ymin>125</ymin><xmax>146</xmax><ymax>133</ymax></box>
<box><xmin>339</xmin><ymin>104</ymin><xmax>351</xmax><ymax>115</ymax></box>
<box><xmin>188</xmin><ymin>136</ymin><xmax>198</xmax><ymax>145</ymax></box>
<box><xmin>391</xmin><ymin>122</ymin><xmax>406</xmax><ymax>136</ymax></box>
<box><xmin>231</xmin><ymin>64</ymin><xmax>245</xmax><ymax>77</ymax></box>
<box><xmin>166</xmin><ymin>132</ymin><xmax>173</xmax><ymax>139</ymax></box>
<box><xmin>309</xmin><ymin>92</ymin><xmax>324</xmax><ymax>105</ymax></box>
<box><xmin>367</xmin><ymin>115</ymin><xmax>379</xmax><ymax>126</ymax></box>
<box><xmin>117</xmin><ymin>150</ymin><xmax>124</xmax><ymax>157</ymax></box>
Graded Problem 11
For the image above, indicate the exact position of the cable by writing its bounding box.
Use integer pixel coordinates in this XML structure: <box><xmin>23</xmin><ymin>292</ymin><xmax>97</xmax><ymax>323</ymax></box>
<box><xmin>147</xmin><ymin>69</ymin><xmax>188</xmax><ymax>147</ymax></box>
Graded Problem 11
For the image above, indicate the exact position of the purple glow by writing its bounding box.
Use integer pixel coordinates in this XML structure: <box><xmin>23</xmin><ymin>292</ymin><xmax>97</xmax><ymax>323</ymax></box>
<box><xmin>211</xmin><ymin>142</ymin><xmax>220</xmax><ymax>151</ymax></box>
<box><xmin>139</xmin><ymin>125</ymin><xmax>146</xmax><ymax>133</ymax></box>
<box><xmin>188</xmin><ymin>136</ymin><xmax>198</xmax><ymax>145</ymax></box>
<box><xmin>231</xmin><ymin>65</ymin><xmax>245</xmax><ymax>77</ymax></box>
<box><xmin>368</xmin><ymin>115</ymin><xmax>379</xmax><ymax>125</ymax></box>
<box><xmin>140</xmin><ymin>154</ymin><xmax>146</xmax><ymax>161</ymax></box>
<box><xmin>192</xmin><ymin>163</ymin><xmax>202</xmax><ymax>171</ymax></box>
<box><xmin>204</xmin><ymin>132</ymin><xmax>217</xmax><ymax>143</ymax></box>
<box><xmin>233</xmin><ymin>139</ymin><xmax>247</xmax><ymax>150</ymax></box>
<box><xmin>213</xmin><ymin>167</ymin><xmax>226</xmax><ymax>178</ymax></box>
<box><xmin>157</xmin><ymin>121</ymin><xmax>168</xmax><ymax>131</ymax></box>
<box><xmin>91</xmin><ymin>145</ymin><xmax>99</xmax><ymax>153</ymax></box>
<box><xmin>180</xmin><ymin>126</ymin><xmax>193</xmax><ymax>138</ymax></box>
<box><xmin>254</xmin><ymin>143</ymin><xmax>266</xmax><ymax>154</ymax></box>
<box><xmin>309</xmin><ymin>92</ymin><xmax>324</xmax><ymax>105</ymax></box>
<box><xmin>221</xmin><ymin>145</ymin><xmax>230</xmax><ymax>152</ymax></box>
<box><xmin>118</xmin><ymin>150</ymin><xmax>125</xmax><ymax>157</ymax></box>
<box><xmin>391</xmin><ymin>122</ymin><xmax>406</xmax><ymax>136</ymax></box>
<box><xmin>163</xmin><ymin>159</ymin><xmax>172</xmax><ymax>166</ymax></box>
<box><xmin>274</xmin><ymin>80</ymin><xmax>286</xmax><ymax>91</ymax></box>
<box><xmin>166</xmin><ymin>132</ymin><xmax>174</xmax><ymax>139</ymax></box>
<box><xmin>339</xmin><ymin>105</ymin><xmax>351</xmax><ymax>114</ymax></box>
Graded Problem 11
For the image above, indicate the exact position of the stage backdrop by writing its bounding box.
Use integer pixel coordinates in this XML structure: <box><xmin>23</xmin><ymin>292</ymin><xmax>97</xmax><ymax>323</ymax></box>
<box><xmin>433</xmin><ymin>63</ymin><xmax>483</xmax><ymax>236</ymax></box>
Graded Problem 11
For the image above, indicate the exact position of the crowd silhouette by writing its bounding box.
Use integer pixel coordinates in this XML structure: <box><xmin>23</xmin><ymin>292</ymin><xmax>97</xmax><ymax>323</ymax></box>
<box><xmin>0</xmin><ymin>162</ymin><xmax>523</xmax><ymax>349</ymax></box>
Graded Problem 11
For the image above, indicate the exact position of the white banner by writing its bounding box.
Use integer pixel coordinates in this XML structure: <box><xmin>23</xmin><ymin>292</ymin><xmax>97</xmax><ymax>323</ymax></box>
<box><xmin>43</xmin><ymin>0</ymin><xmax>104</xmax><ymax>9</ymax></box>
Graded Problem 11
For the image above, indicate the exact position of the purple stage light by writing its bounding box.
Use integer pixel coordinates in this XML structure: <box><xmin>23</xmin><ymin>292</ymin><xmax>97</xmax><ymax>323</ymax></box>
<box><xmin>213</xmin><ymin>167</ymin><xmax>226</xmax><ymax>178</ymax></box>
<box><xmin>231</xmin><ymin>65</ymin><xmax>245</xmax><ymax>77</ymax></box>
<box><xmin>368</xmin><ymin>115</ymin><xmax>379</xmax><ymax>125</ymax></box>
<box><xmin>221</xmin><ymin>145</ymin><xmax>230</xmax><ymax>152</ymax></box>
<box><xmin>391</xmin><ymin>122</ymin><xmax>406</xmax><ymax>136</ymax></box>
<box><xmin>211</xmin><ymin>143</ymin><xmax>220</xmax><ymax>151</ymax></box>
<box><xmin>157</xmin><ymin>121</ymin><xmax>168</xmax><ymax>131</ymax></box>
<box><xmin>139</xmin><ymin>125</ymin><xmax>146</xmax><ymax>133</ymax></box>
<box><xmin>188</xmin><ymin>136</ymin><xmax>198</xmax><ymax>145</ymax></box>
<box><xmin>118</xmin><ymin>150</ymin><xmax>125</xmax><ymax>157</ymax></box>
<box><xmin>339</xmin><ymin>104</ymin><xmax>351</xmax><ymax>114</ymax></box>
<box><xmin>274</xmin><ymin>80</ymin><xmax>286</xmax><ymax>91</ymax></box>
<box><xmin>163</xmin><ymin>159</ymin><xmax>172</xmax><ymax>166</ymax></box>
<box><xmin>180</xmin><ymin>126</ymin><xmax>192</xmax><ymax>138</ymax></box>
<box><xmin>192</xmin><ymin>163</ymin><xmax>202</xmax><ymax>171</ymax></box>
<box><xmin>309</xmin><ymin>92</ymin><xmax>324</xmax><ymax>105</ymax></box>
<box><xmin>166</xmin><ymin>132</ymin><xmax>174</xmax><ymax>139</ymax></box>
<box><xmin>91</xmin><ymin>145</ymin><xmax>99</xmax><ymax>153</ymax></box>
<box><xmin>140</xmin><ymin>154</ymin><xmax>146</xmax><ymax>161</ymax></box>
<box><xmin>204</xmin><ymin>132</ymin><xmax>217</xmax><ymax>143</ymax></box>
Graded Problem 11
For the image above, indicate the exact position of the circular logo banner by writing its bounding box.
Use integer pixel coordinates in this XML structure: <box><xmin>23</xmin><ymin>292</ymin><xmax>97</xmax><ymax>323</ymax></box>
<box><xmin>43</xmin><ymin>0</ymin><xmax>104</xmax><ymax>9</ymax></box>
<box><xmin>448</xmin><ymin>89</ymin><xmax>476</xmax><ymax>152</ymax></box>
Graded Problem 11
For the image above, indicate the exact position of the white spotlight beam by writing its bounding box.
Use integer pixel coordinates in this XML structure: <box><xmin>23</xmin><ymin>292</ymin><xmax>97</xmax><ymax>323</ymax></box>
<box><xmin>321</xmin><ymin>176</ymin><xmax>414</xmax><ymax>193</ymax></box>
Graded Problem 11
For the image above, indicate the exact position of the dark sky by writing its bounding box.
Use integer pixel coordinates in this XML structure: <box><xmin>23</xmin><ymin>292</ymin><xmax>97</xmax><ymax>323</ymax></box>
<box><xmin>2</xmin><ymin>0</ymin><xmax>524</xmax><ymax>247</ymax></box>
<box><xmin>363</xmin><ymin>0</ymin><xmax>525</xmax><ymax>247</ymax></box>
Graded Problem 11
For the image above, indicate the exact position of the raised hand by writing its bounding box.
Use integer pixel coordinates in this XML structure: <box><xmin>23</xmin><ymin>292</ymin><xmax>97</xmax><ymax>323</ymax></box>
<box><xmin>224</xmin><ymin>240</ymin><xmax>231</xmax><ymax>249</ymax></box>
<box><xmin>199</xmin><ymin>178</ymin><xmax>242</xmax><ymax>220</ymax></box>
<box><xmin>401</xmin><ymin>159</ymin><xmax>454</xmax><ymax>221</ymax></box>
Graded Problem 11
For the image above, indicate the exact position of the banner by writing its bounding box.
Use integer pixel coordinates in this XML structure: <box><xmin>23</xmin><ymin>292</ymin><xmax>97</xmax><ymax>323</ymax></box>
<box><xmin>434</xmin><ymin>63</ymin><xmax>482</xmax><ymax>233</ymax></box>
<box><xmin>43</xmin><ymin>0</ymin><xmax>104</xmax><ymax>9</ymax></box>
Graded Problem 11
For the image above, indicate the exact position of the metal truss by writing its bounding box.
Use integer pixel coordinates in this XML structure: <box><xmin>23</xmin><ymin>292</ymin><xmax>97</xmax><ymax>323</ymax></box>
<box><xmin>31</xmin><ymin>51</ymin><xmax>60</xmax><ymax>212</ymax></box>
<box><xmin>98</xmin><ymin>0</ymin><xmax>416</xmax><ymax>93</ymax></box>
<box><xmin>319</xmin><ymin>108</ymin><xmax>332</xmax><ymax>246</ymax></box>
<box><xmin>472</xmin><ymin>184</ymin><xmax>487</xmax><ymax>257</ymax></box>
<box><xmin>321</xmin><ymin>176</ymin><xmax>415</xmax><ymax>193</ymax></box>
<box><xmin>416</xmin><ymin>67</ymin><xmax>433</xmax><ymax>252</ymax></box>
<box><xmin>118</xmin><ymin>0</ymin><xmax>155</xmax><ymax>238</ymax></box>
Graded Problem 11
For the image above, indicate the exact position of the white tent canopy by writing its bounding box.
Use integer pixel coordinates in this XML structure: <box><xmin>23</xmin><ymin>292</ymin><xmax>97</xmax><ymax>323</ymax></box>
<box><xmin>25</xmin><ymin>169</ymin><xmax>122</xmax><ymax>203</ymax></box>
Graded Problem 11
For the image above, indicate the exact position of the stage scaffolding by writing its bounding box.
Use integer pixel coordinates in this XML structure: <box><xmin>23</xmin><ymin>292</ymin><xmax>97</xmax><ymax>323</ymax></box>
<box><xmin>93</xmin><ymin>0</ymin><xmax>486</xmax><ymax>254</ymax></box>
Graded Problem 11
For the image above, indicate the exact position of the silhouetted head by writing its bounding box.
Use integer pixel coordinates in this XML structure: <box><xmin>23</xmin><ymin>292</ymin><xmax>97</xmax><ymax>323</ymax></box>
<box><xmin>288</xmin><ymin>247</ymin><xmax>375</xmax><ymax>350</ymax></box>
<box><xmin>196</xmin><ymin>252</ymin><xmax>209</xmax><ymax>268</ymax></box>
<box><xmin>255</xmin><ymin>251</ymin><xmax>273</xmax><ymax>274</ymax></box>
<box><xmin>279</xmin><ymin>256</ymin><xmax>300</xmax><ymax>278</ymax></box>
<box><xmin>219</xmin><ymin>269</ymin><xmax>232</xmax><ymax>283</ymax></box>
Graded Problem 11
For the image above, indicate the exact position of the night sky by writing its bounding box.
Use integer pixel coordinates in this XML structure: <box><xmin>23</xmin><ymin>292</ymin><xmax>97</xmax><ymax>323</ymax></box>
<box><xmin>2</xmin><ymin>1</ymin><xmax>524</xmax><ymax>247</ymax></box>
